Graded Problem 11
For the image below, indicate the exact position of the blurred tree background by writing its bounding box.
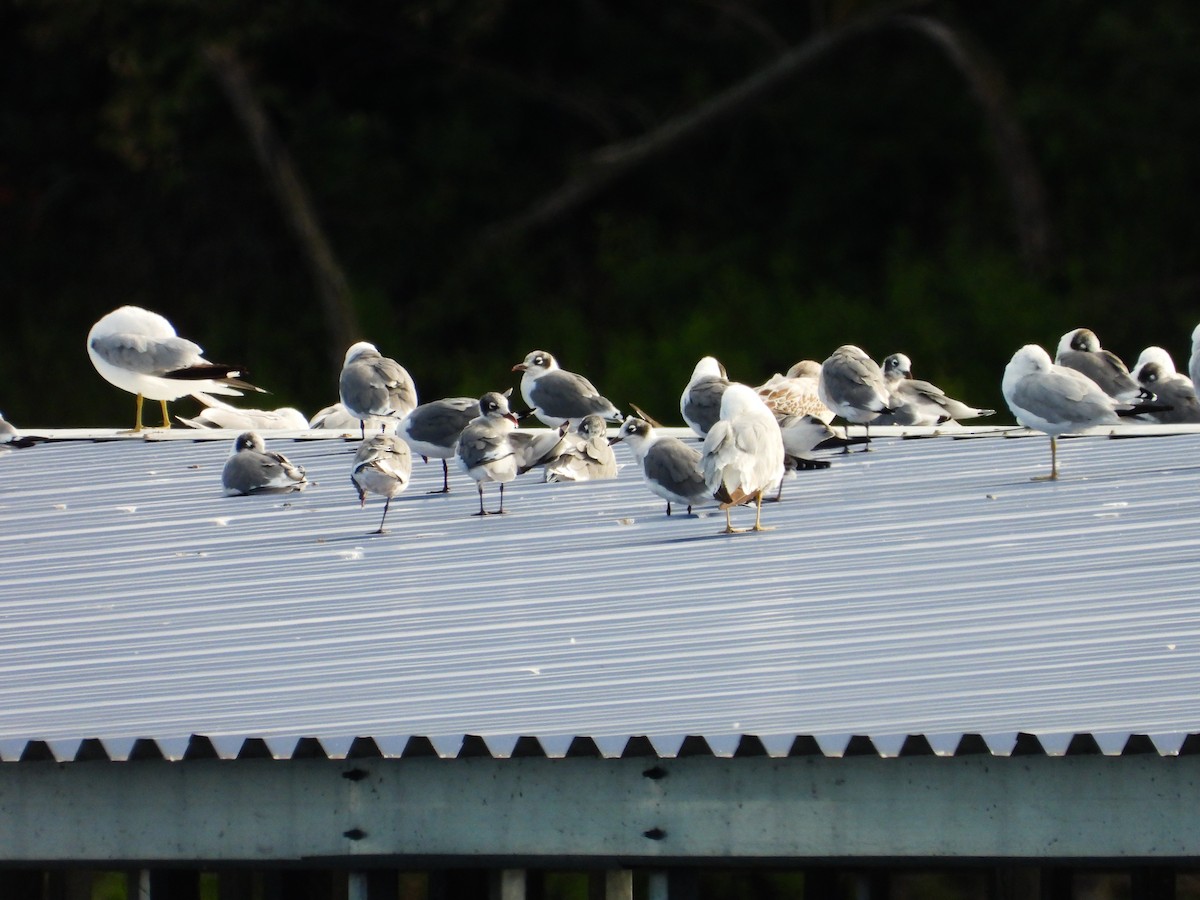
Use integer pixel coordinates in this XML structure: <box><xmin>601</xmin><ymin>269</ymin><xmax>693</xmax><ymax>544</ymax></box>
<box><xmin>2</xmin><ymin>0</ymin><xmax>1198</xmax><ymax>428</ymax></box>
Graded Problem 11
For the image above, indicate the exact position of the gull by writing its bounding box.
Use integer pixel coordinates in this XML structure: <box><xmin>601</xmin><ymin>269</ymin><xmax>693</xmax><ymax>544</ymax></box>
<box><xmin>609</xmin><ymin>416</ymin><xmax>713</xmax><ymax>516</ymax></box>
<box><xmin>177</xmin><ymin>396</ymin><xmax>309</xmax><ymax>431</ymax></box>
<box><xmin>1002</xmin><ymin>344</ymin><xmax>1163</xmax><ymax>481</ymax></box>
<box><xmin>396</xmin><ymin>397</ymin><xmax>478</xmax><ymax>493</ymax></box>
<box><xmin>817</xmin><ymin>345</ymin><xmax>893</xmax><ymax>450</ymax></box>
<box><xmin>701</xmin><ymin>384</ymin><xmax>785</xmax><ymax>533</ymax></box>
<box><xmin>680</xmin><ymin>356</ymin><xmax>730</xmax><ymax>437</ymax></box>
<box><xmin>456</xmin><ymin>390</ymin><xmax>565</xmax><ymax>515</ymax></box>
<box><xmin>221</xmin><ymin>432</ymin><xmax>308</xmax><ymax>496</ymax></box>
<box><xmin>1054</xmin><ymin>328</ymin><xmax>1143</xmax><ymax>401</ymax></box>
<box><xmin>755</xmin><ymin>360</ymin><xmax>834</xmax><ymax>424</ymax></box>
<box><xmin>351</xmin><ymin>434</ymin><xmax>413</xmax><ymax>534</ymax></box>
<box><xmin>875</xmin><ymin>352</ymin><xmax>995</xmax><ymax>426</ymax></box>
<box><xmin>339</xmin><ymin>341</ymin><xmax>418</xmax><ymax>438</ymax></box>
<box><xmin>545</xmin><ymin>414</ymin><xmax>619</xmax><ymax>482</ymax></box>
<box><xmin>1129</xmin><ymin>348</ymin><xmax>1200</xmax><ymax>424</ymax></box>
<box><xmin>0</xmin><ymin>412</ymin><xmax>39</xmax><ymax>451</ymax></box>
<box><xmin>88</xmin><ymin>305</ymin><xmax>261</xmax><ymax>432</ymax></box>
<box><xmin>513</xmin><ymin>350</ymin><xmax>621</xmax><ymax>427</ymax></box>
<box><xmin>308</xmin><ymin>402</ymin><xmax>391</xmax><ymax>434</ymax></box>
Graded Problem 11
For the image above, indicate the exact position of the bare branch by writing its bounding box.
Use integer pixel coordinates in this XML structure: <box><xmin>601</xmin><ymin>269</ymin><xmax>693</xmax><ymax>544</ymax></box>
<box><xmin>889</xmin><ymin>14</ymin><xmax>1054</xmax><ymax>272</ymax></box>
<box><xmin>202</xmin><ymin>43</ymin><xmax>361</xmax><ymax>367</ymax></box>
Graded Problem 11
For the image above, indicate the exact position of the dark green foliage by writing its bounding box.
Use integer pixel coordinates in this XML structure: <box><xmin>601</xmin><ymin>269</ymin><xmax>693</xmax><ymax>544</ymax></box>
<box><xmin>2</xmin><ymin>1</ymin><xmax>1198</xmax><ymax>426</ymax></box>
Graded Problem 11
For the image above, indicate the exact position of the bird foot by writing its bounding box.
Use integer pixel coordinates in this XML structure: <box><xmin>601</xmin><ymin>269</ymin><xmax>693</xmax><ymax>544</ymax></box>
<box><xmin>426</xmin><ymin>487</ymin><xmax>451</xmax><ymax>495</ymax></box>
<box><xmin>720</xmin><ymin>525</ymin><xmax>747</xmax><ymax>535</ymax></box>
<box><xmin>1030</xmin><ymin>473</ymin><xmax>1059</xmax><ymax>482</ymax></box>
<box><xmin>369</xmin><ymin>528</ymin><xmax>389</xmax><ymax>535</ymax></box>
<box><xmin>751</xmin><ymin>524</ymin><xmax>776</xmax><ymax>532</ymax></box>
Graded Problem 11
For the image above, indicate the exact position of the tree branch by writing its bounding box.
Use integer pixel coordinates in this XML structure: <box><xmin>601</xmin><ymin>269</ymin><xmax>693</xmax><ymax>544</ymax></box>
<box><xmin>476</xmin><ymin>8</ymin><xmax>1054</xmax><ymax>276</ymax></box>
<box><xmin>889</xmin><ymin>14</ymin><xmax>1053</xmax><ymax>272</ymax></box>
<box><xmin>202</xmin><ymin>43</ymin><xmax>361</xmax><ymax>366</ymax></box>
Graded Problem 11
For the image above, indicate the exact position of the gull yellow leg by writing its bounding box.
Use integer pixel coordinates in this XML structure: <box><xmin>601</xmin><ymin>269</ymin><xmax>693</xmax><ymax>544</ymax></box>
<box><xmin>133</xmin><ymin>393</ymin><xmax>145</xmax><ymax>432</ymax></box>
<box><xmin>160</xmin><ymin>399</ymin><xmax>171</xmax><ymax>428</ymax></box>
<box><xmin>751</xmin><ymin>490</ymin><xmax>775</xmax><ymax>532</ymax></box>
<box><xmin>1032</xmin><ymin>436</ymin><xmax>1059</xmax><ymax>482</ymax></box>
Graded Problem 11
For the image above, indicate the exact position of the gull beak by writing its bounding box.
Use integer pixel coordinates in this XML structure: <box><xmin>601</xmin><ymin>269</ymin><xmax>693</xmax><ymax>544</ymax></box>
<box><xmin>608</xmin><ymin>435</ymin><xmax>624</xmax><ymax>446</ymax></box>
<box><xmin>505</xmin><ymin>413</ymin><xmax>520</xmax><ymax>425</ymax></box>
<box><xmin>511</xmin><ymin>363</ymin><xmax>527</xmax><ymax>372</ymax></box>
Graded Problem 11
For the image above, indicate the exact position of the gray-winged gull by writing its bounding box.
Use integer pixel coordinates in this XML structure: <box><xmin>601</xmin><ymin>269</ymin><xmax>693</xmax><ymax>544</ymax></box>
<box><xmin>351</xmin><ymin>434</ymin><xmax>413</xmax><ymax>534</ymax></box>
<box><xmin>1128</xmin><ymin>349</ymin><xmax>1200</xmax><ymax>424</ymax></box>
<box><xmin>221</xmin><ymin>432</ymin><xmax>308</xmax><ymax>496</ymax></box>
<box><xmin>1003</xmin><ymin>344</ymin><xmax>1163</xmax><ymax>481</ymax></box>
<box><xmin>545</xmin><ymin>414</ymin><xmax>619</xmax><ymax>482</ymax></box>
<box><xmin>875</xmin><ymin>352</ymin><xmax>995</xmax><ymax>426</ymax></box>
<box><xmin>88</xmin><ymin>305</ymin><xmax>260</xmax><ymax>432</ymax></box>
<box><xmin>609</xmin><ymin>416</ymin><xmax>713</xmax><ymax>516</ymax></box>
<box><xmin>817</xmin><ymin>345</ymin><xmax>893</xmax><ymax>450</ymax></box>
<box><xmin>680</xmin><ymin>356</ymin><xmax>730</xmax><ymax>438</ymax></box>
<box><xmin>1054</xmin><ymin>328</ymin><xmax>1144</xmax><ymax>401</ymax></box>
<box><xmin>338</xmin><ymin>341</ymin><xmax>418</xmax><ymax>439</ymax></box>
<box><xmin>512</xmin><ymin>350</ymin><xmax>621</xmax><ymax>428</ymax></box>
<box><xmin>397</xmin><ymin>397</ymin><xmax>478</xmax><ymax>493</ymax></box>
<box><xmin>456</xmin><ymin>391</ymin><xmax>564</xmax><ymax>515</ymax></box>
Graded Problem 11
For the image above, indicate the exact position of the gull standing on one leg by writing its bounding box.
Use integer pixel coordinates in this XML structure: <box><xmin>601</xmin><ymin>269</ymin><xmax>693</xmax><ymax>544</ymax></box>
<box><xmin>1002</xmin><ymin>344</ymin><xmax>1164</xmax><ymax>481</ymax></box>
<box><xmin>339</xmin><ymin>341</ymin><xmax>418</xmax><ymax>439</ymax></box>
<box><xmin>351</xmin><ymin>434</ymin><xmax>413</xmax><ymax>534</ymax></box>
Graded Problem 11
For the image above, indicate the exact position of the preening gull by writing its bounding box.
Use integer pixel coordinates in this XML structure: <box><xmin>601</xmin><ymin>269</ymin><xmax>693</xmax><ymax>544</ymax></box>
<box><xmin>221</xmin><ymin>432</ymin><xmax>308</xmax><ymax>496</ymax></box>
<box><xmin>545</xmin><ymin>414</ymin><xmax>619</xmax><ymax>483</ymax></box>
<box><xmin>88</xmin><ymin>305</ymin><xmax>260</xmax><ymax>432</ymax></box>
<box><xmin>680</xmin><ymin>356</ymin><xmax>730</xmax><ymax>438</ymax></box>
<box><xmin>609</xmin><ymin>416</ymin><xmax>713</xmax><ymax>516</ymax></box>
<box><xmin>338</xmin><ymin>342</ymin><xmax>418</xmax><ymax>438</ymax></box>
<box><xmin>513</xmin><ymin>350</ymin><xmax>621</xmax><ymax>428</ymax></box>
<box><xmin>351</xmin><ymin>434</ymin><xmax>413</xmax><ymax>534</ymax></box>
<box><xmin>701</xmin><ymin>383</ymin><xmax>785</xmax><ymax>533</ymax></box>
<box><xmin>1002</xmin><ymin>344</ymin><xmax>1163</xmax><ymax>481</ymax></box>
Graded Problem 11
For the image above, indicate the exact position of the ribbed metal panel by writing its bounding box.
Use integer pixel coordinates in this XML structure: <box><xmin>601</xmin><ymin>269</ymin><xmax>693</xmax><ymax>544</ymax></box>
<box><xmin>2</xmin><ymin>426</ymin><xmax>1199</xmax><ymax>760</ymax></box>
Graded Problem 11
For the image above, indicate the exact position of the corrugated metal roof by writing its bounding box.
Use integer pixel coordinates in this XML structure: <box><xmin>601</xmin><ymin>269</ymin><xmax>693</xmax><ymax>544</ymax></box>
<box><xmin>2</xmin><ymin>424</ymin><xmax>1200</xmax><ymax>761</ymax></box>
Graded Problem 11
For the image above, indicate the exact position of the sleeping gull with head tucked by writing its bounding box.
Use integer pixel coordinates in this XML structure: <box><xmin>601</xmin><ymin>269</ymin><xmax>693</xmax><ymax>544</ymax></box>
<box><xmin>1003</xmin><ymin>344</ymin><xmax>1164</xmax><ymax>481</ymax></box>
<box><xmin>1054</xmin><ymin>328</ymin><xmax>1143</xmax><ymax>401</ymax></box>
<box><xmin>1128</xmin><ymin>348</ymin><xmax>1200</xmax><ymax>425</ymax></box>
<box><xmin>339</xmin><ymin>341</ymin><xmax>418</xmax><ymax>439</ymax></box>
